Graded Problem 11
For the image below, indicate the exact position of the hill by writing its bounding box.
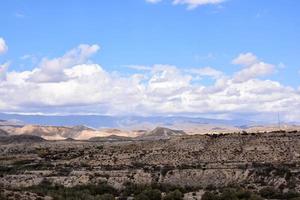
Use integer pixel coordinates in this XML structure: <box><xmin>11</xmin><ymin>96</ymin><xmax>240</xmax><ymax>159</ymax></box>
<box><xmin>0</xmin><ymin>129</ymin><xmax>8</xmax><ymax>137</ymax></box>
<box><xmin>138</xmin><ymin>127</ymin><xmax>187</xmax><ymax>140</ymax></box>
<box><xmin>89</xmin><ymin>135</ymin><xmax>133</xmax><ymax>142</ymax></box>
<box><xmin>3</xmin><ymin>125</ymin><xmax>94</xmax><ymax>140</ymax></box>
<box><xmin>0</xmin><ymin>134</ymin><xmax>45</xmax><ymax>144</ymax></box>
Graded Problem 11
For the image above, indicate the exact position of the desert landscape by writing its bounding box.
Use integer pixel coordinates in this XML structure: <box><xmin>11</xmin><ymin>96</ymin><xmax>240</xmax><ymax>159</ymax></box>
<box><xmin>1</xmin><ymin>0</ymin><xmax>300</xmax><ymax>199</ymax></box>
<box><xmin>1</xmin><ymin>121</ymin><xmax>300</xmax><ymax>200</ymax></box>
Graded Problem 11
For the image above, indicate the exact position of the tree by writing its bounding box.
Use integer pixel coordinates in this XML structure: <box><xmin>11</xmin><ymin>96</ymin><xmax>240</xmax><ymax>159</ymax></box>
<box><xmin>143</xmin><ymin>189</ymin><xmax>162</xmax><ymax>200</ymax></box>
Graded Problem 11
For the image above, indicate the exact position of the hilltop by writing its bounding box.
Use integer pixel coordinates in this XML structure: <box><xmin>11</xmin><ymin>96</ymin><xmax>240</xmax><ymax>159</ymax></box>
<box><xmin>138</xmin><ymin>127</ymin><xmax>187</xmax><ymax>140</ymax></box>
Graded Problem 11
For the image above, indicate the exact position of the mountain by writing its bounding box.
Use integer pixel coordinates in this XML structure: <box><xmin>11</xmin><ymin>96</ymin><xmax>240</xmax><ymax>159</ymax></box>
<box><xmin>0</xmin><ymin>129</ymin><xmax>8</xmax><ymax>136</ymax></box>
<box><xmin>138</xmin><ymin>127</ymin><xmax>187</xmax><ymax>140</ymax></box>
<box><xmin>0</xmin><ymin>113</ymin><xmax>251</xmax><ymax>129</ymax></box>
<box><xmin>3</xmin><ymin>125</ymin><xmax>94</xmax><ymax>140</ymax></box>
<box><xmin>64</xmin><ymin>137</ymin><xmax>77</xmax><ymax>142</ymax></box>
<box><xmin>0</xmin><ymin>134</ymin><xmax>45</xmax><ymax>144</ymax></box>
<box><xmin>0</xmin><ymin>119</ymin><xmax>24</xmax><ymax>127</ymax></box>
<box><xmin>1</xmin><ymin>113</ymin><xmax>299</xmax><ymax>141</ymax></box>
<box><xmin>1</xmin><ymin>124</ymin><xmax>140</xmax><ymax>140</ymax></box>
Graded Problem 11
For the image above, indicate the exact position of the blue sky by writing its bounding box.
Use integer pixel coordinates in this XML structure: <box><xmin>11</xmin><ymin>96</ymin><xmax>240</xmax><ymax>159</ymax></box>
<box><xmin>0</xmin><ymin>0</ymin><xmax>300</xmax><ymax>122</ymax></box>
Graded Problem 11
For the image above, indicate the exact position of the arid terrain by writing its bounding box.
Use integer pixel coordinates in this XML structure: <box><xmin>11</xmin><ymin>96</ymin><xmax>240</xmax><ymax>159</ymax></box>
<box><xmin>1</xmin><ymin>126</ymin><xmax>300</xmax><ymax>199</ymax></box>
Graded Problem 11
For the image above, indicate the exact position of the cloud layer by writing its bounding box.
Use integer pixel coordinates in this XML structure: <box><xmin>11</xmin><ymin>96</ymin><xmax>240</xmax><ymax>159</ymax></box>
<box><xmin>0</xmin><ymin>42</ymin><xmax>300</xmax><ymax>122</ymax></box>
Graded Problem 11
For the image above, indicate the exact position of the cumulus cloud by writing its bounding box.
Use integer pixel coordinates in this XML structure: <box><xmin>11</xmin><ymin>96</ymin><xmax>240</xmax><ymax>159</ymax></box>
<box><xmin>0</xmin><ymin>46</ymin><xmax>299</xmax><ymax>122</ymax></box>
<box><xmin>146</xmin><ymin>0</ymin><xmax>225</xmax><ymax>9</ymax></box>
<box><xmin>0</xmin><ymin>38</ymin><xmax>9</xmax><ymax>81</ymax></box>
<box><xmin>29</xmin><ymin>44</ymin><xmax>100</xmax><ymax>82</ymax></box>
<box><xmin>232</xmin><ymin>53</ymin><xmax>275</xmax><ymax>83</ymax></box>
<box><xmin>232</xmin><ymin>52</ymin><xmax>258</xmax><ymax>66</ymax></box>
<box><xmin>0</xmin><ymin>38</ymin><xmax>8</xmax><ymax>54</ymax></box>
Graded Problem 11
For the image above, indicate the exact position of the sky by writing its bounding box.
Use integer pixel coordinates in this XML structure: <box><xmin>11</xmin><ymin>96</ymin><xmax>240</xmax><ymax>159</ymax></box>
<box><xmin>0</xmin><ymin>0</ymin><xmax>300</xmax><ymax>122</ymax></box>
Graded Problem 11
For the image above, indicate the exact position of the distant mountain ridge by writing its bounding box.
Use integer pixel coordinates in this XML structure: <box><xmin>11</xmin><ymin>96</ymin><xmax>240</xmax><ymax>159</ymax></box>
<box><xmin>1</xmin><ymin>124</ymin><xmax>95</xmax><ymax>140</ymax></box>
<box><xmin>1</xmin><ymin>113</ymin><xmax>300</xmax><ymax>141</ymax></box>
<box><xmin>0</xmin><ymin>113</ymin><xmax>251</xmax><ymax>128</ymax></box>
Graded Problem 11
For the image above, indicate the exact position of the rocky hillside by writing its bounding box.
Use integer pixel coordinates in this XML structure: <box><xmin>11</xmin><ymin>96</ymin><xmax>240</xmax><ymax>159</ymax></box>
<box><xmin>0</xmin><ymin>134</ymin><xmax>45</xmax><ymax>144</ymax></box>
<box><xmin>0</xmin><ymin>124</ymin><xmax>144</xmax><ymax>140</ymax></box>
<box><xmin>0</xmin><ymin>125</ymin><xmax>188</xmax><ymax>141</ymax></box>
<box><xmin>0</xmin><ymin>129</ymin><xmax>8</xmax><ymax>137</ymax></box>
<box><xmin>1</xmin><ymin>131</ymin><xmax>300</xmax><ymax>193</ymax></box>
<box><xmin>138</xmin><ymin>127</ymin><xmax>187</xmax><ymax>140</ymax></box>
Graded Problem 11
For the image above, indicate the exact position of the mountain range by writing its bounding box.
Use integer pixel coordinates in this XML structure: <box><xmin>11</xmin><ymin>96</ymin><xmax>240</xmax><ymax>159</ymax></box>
<box><xmin>1</xmin><ymin>113</ymin><xmax>300</xmax><ymax>141</ymax></box>
<box><xmin>0</xmin><ymin>113</ymin><xmax>251</xmax><ymax>129</ymax></box>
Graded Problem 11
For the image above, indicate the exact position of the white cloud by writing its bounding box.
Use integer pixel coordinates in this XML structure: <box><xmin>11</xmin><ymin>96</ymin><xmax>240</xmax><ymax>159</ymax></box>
<box><xmin>126</xmin><ymin>65</ymin><xmax>152</xmax><ymax>71</ymax></box>
<box><xmin>232</xmin><ymin>53</ymin><xmax>275</xmax><ymax>83</ymax></box>
<box><xmin>173</xmin><ymin>0</ymin><xmax>225</xmax><ymax>9</ymax></box>
<box><xmin>189</xmin><ymin>66</ymin><xmax>223</xmax><ymax>79</ymax></box>
<box><xmin>0</xmin><ymin>46</ymin><xmax>300</xmax><ymax>122</ymax></box>
<box><xmin>233</xmin><ymin>62</ymin><xmax>274</xmax><ymax>83</ymax></box>
<box><xmin>232</xmin><ymin>52</ymin><xmax>258</xmax><ymax>66</ymax></box>
<box><xmin>29</xmin><ymin>44</ymin><xmax>100</xmax><ymax>82</ymax></box>
<box><xmin>146</xmin><ymin>0</ymin><xmax>162</xmax><ymax>3</ymax></box>
<box><xmin>145</xmin><ymin>0</ymin><xmax>225</xmax><ymax>9</ymax></box>
<box><xmin>0</xmin><ymin>38</ymin><xmax>8</xmax><ymax>54</ymax></box>
<box><xmin>0</xmin><ymin>62</ymin><xmax>10</xmax><ymax>81</ymax></box>
<box><xmin>148</xmin><ymin>64</ymin><xmax>192</xmax><ymax>97</ymax></box>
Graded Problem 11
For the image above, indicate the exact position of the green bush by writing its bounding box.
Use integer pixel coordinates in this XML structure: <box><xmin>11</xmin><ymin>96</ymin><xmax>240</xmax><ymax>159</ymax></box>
<box><xmin>122</xmin><ymin>182</ymin><xmax>149</xmax><ymax>196</ymax></box>
<box><xmin>96</xmin><ymin>193</ymin><xmax>115</xmax><ymax>200</ymax></box>
<box><xmin>202</xmin><ymin>187</ymin><xmax>264</xmax><ymax>200</ymax></box>
<box><xmin>142</xmin><ymin>189</ymin><xmax>161</xmax><ymax>200</ymax></box>
<box><xmin>135</xmin><ymin>193</ymin><xmax>150</xmax><ymax>200</ymax></box>
<box><xmin>284</xmin><ymin>191</ymin><xmax>300</xmax><ymax>199</ymax></box>
<box><xmin>131</xmin><ymin>188</ymin><xmax>161</xmax><ymax>200</ymax></box>
<box><xmin>22</xmin><ymin>181</ymin><xmax>116</xmax><ymax>200</ymax></box>
<box><xmin>219</xmin><ymin>188</ymin><xmax>239</xmax><ymax>200</ymax></box>
<box><xmin>150</xmin><ymin>183</ymin><xmax>185</xmax><ymax>193</ymax></box>
<box><xmin>201</xmin><ymin>191</ymin><xmax>219</xmax><ymax>200</ymax></box>
<box><xmin>248</xmin><ymin>194</ymin><xmax>263</xmax><ymax>200</ymax></box>
<box><xmin>259</xmin><ymin>187</ymin><xmax>280</xmax><ymax>199</ymax></box>
<box><xmin>163</xmin><ymin>189</ymin><xmax>183</xmax><ymax>200</ymax></box>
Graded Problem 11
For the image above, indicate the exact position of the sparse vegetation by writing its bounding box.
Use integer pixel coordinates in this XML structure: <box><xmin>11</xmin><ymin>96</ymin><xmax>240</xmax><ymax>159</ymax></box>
<box><xmin>1</xmin><ymin>131</ymin><xmax>300</xmax><ymax>199</ymax></box>
<box><xmin>20</xmin><ymin>179</ymin><xmax>117</xmax><ymax>200</ymax></box>
<box><xmin>163</xmin><ymin>189</ymin><xmax>183</xmax><ymax>200</ymax></box>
